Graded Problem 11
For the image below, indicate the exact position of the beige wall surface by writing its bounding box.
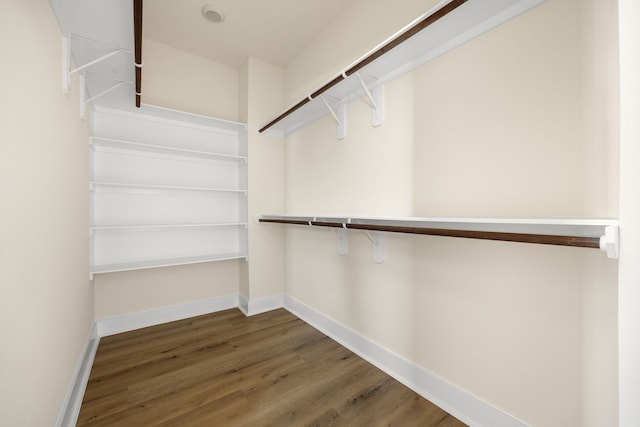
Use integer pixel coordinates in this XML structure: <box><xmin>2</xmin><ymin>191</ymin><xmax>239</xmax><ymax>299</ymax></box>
<box><xmin>142</xmin><ymin>38</ymin><xmax>240</xmax><ymax>122</ymax></box>
<box><xmin>239</xmin><ymin>58</ymin><xmax>286</xmax><ymax>302</ymax></box>
<box><xmin>618</xmin><ymin>0</ymin><xmax>640</xmax><ymax>423</ymax></box>
<box><xmin>93</xmin><ymin>39</ymin><xmax>242</xmax><ymax>320</ymax></box>
<box><xmin>284</xmin><ymin>0</ymin><xmax>441</xmax><ymax>104</ymax></box>
<box><xmin>0</xmin><ymin>1</ymin><xmax>93</xmax><ymax>426</ymax></box>
<box><xmin>94</xmin><ymin>262</ymin><xmax>239</xmax><ymax>320</ymax></box>
<box><xmin>283</xmin><ymin>0</ymin><xmax>618</xmax><ymax>425</ymax></box>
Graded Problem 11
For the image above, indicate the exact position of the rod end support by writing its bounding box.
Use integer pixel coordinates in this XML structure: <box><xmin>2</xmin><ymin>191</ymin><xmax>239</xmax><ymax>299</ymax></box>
<box><xmin>599</xmin><ymin>225</ymin><xmax>619</xmax><ymax>259</ymax></box>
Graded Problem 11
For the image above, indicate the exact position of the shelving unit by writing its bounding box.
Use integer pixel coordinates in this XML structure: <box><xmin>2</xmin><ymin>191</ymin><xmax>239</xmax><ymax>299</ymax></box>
<box><xmin>90</xmin><ymin>105</ymin><xmax>248</xmax><ymax>279</ymax></box>
<box><xmin>258</xmin><ymin>215</ymin><xmax>619</xmax><ymax>260</ymax></box>
<box><xmin>255</xmin><ymin>0</ymin><xmax>624</xmax><ymax>262</ymax></box>
<box><xmin>89</xmin><ymin>137</ymin><xmax>247</xmax><ymax>163</ymax></box>
<box><xmin>90</xmin><ymin>181</ymin><xmax>247</xmax><ymax>195</ymax></box>
<box><xmin>258</xmin><ymin>0</ymin><xmax>546</xmax><ymax>139</ymax></box>
<box><xmin>54</xmin><ymin>0</ymin><xmax>142</xmax><ymax>117</ymax></box>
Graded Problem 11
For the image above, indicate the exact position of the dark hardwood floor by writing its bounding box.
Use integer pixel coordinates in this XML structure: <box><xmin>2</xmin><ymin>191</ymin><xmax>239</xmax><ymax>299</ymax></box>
<box><xmin>77</xmin><ymin>308</ymin><xmax>467</xmax><ymax>426</ymax></box>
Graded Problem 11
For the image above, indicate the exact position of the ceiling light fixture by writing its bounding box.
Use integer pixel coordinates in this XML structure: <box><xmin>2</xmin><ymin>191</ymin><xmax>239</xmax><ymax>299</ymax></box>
<box><xmin>201</xmin><ymin>5</ymin><xmax>225</xmax><ymax>23</ymax></box>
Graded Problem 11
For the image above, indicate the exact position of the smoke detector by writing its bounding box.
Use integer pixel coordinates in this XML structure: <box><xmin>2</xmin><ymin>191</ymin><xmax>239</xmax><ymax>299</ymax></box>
<box><xmin>201</xmin><ymin>5</ymin><xmax>225</xmax><ymax>23</ymax></box>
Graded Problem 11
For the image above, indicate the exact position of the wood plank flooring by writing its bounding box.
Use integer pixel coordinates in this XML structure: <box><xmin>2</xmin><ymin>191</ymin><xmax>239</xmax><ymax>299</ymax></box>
<box><xmin>78</xmin><ymin>309</ymin><xmax>467</xmax><ymax>426</ymax></box>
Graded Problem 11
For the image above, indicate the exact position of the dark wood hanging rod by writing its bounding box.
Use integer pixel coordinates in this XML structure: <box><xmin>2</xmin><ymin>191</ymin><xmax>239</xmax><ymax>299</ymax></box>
<box><xmin>344</xmin><ymin>0</ymin><xmax>467</xmax><ymax>77</ymax></box>
<box><xmin>258</xmin><ymin>217</ymin><xmax>603</xmax><ymax>250</ymax></box>
<box><xmin>258</xmin><ymin>0</ymin><xmax>468</xmax><ymax>134</ymax></box>
<box><xmin>133</xmin><ymin>0</ymin><xmax>143</xmax><ymax>108</ymax></box>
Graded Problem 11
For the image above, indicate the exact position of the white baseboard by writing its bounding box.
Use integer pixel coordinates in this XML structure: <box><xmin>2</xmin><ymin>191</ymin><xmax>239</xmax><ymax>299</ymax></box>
<box><xmin>96</xmin><ymin>294</ymin><xmax>239</xmax><ymax>337</ymax></box>
<box><xmin>55</xmin><ymin>323</ymin><xmax>99</xmax><ymax>427</ymax></box>
<box><xmin>239</xmin><ymin>294</ymin><xmax>284</xmax><ymax>316</ymax></box>
<box><xmin>58</xmin><ymin>294</ymin><xmax>240</xmax><ymax>426</ymax></box>
<box><xmin>239</xmin><ymin>294</ymin><xmax>249</xmax><ymax>315</ymax></box>
<box><xmin>283</xmin><ymin>295</ymin><xmax>528</xmax><ymax>427</ymax></box>
<box><xmin>62</xmin><ymin>294</ymin><xmax>523</xmax><ymax>427</ymax></box>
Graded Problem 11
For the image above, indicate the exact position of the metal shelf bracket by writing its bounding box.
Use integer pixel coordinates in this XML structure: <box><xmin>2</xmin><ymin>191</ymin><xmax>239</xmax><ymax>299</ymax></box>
<box><xmin>319</xmin><ymin>95</ymin><xmax>347</xmax><ymax>140</ymax></box>
<box><xmin>80</xmin><ymin>75</ymin><xmax>132</xmax><ymax>120</ymax></box>
<box><xmin>335</xmin><ymin>226</ymin><xmax>383</xmax><ymax>262</ymax></box>
<box><xmin>63</xmin><ymin>34</ymin><xmax>135</xmax><ymax>119</ymax></box>
<box><xmin>62</xmin><ymin>34</ymin><xmax>131</xmax><ymax>95</ymax></box>
<box><xmin>354</xmin><ymin>72</ymin><xmax>384</xmax><ymax>127</ymax></box>
<box><xmin>364</xmin><ymin>231</ymin><xmax>385</xmax><ymax>264</ymax></box>
<box><xmin>337</xmin><ymin>227</ymin><xmax>348</xmax><ymax>256</ymax></box>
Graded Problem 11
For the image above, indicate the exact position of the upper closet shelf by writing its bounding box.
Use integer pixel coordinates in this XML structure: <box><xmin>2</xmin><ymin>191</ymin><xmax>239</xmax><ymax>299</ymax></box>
<box><xmin>258</xmin><ymin>215</ymin><xmax>619</xmax><ymax>259</ymax></box>
<box><xmin>53</xmin><ymin>0</ymin><xmax>145</xmax><ymax>117</ymax></box>
<box><xmin>258</xmin><ymin>0</ymin><xmax>546</xmax><ymax>139</ymax></box>
<box><xmin>90</xmin><ymin>137</ymin><xmax>248</xmax><ymax>163</ymax></box>
<box><xmin>94</xmin><ymin>104</ymin><xmax>247</xmax><ymax>134</ymax></box>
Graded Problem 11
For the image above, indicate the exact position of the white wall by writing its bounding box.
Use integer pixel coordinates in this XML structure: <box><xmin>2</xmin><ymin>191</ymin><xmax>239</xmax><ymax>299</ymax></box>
<box><xmin>0</xmin><ymin>2</ymin><xmax>93</xmax><ymax>426</ymax></box>
<box><xmin>618</xmin><ymin>0</ymin><xmax>640</xmax><ymax>424</ymax></box>
<box><xmin>282</xmin><ymin>0</ymin><xmax>618</xmax><ymax>425</ymax></box>
<box><xmin>284</xmin><ymin>0</ymin><xmax>439</xmax><ymax>104</ymax></box>
<box><xmin>142</xmin><ymin>38</ymin><xmax>240</xmax><ymax>121</ymax></box>
<box><xmin>239</xmin><ymin>58</ymin><xmax>286</xmax><ymax>307</ymax></box>
<box><xmin>93</xmin><ymin>39</ymin><xmax>242</xmax><ymax>320</ymax></box>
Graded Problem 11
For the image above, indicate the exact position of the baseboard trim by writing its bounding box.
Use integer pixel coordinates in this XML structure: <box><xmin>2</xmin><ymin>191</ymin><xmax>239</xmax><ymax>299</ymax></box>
<box><xmin>283</xmin><ymin>295</ymin><xmax>528</xmax><ymax>427</ymax></box>
<box><xmin>55</xmin><ymin>323</ymin><xmax>99</xmax><ymax>427</ymax></box>
<box><xmin>238</xmin><ymin>294</ymin><xmax>249</xmax><ymax>315</ymax></box>
<box><xmin>59</xmin><ymin>293</ymin><xmax>280</xmax><ymax>426</ymax></box>
<box><xmin>239</xmin><ymin>294</ymin><xmax>284</xmax><ymax>316</ymax></box>
<box><xmin>64</xmin><ymin>294</ymin><xmax>524</xmax><ymax>426</ymax></box>
<box><xmin>96</xmin><ymin>294</ymin><xmax>239</xmax><ymax>337</ymax></box>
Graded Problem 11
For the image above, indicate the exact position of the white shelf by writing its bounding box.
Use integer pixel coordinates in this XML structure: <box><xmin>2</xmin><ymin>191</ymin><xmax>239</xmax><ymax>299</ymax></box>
<box><xmin>90</xmin><ymin>252</ymin><xmax>247</xmax><ymax>277</ymax></box>
<box><xmin>89</xmin><ymin>106</ymin><xmax>248</xmax><ymax>277</ymax></box>
<box><xmin>259</xmin><ymin>0</ymin><xmax>546</xmax><ymax>138</ymax></box>
<box><xmin>90</xmin><ymin>181</ymin><xmax>247</xmax><ymax>195</ymax></box>
<box><xmin>91</xmin><ymin>222</ymin><xmax>247</xmax><ymax>231</ymax></box>
<box><xmin>258</xmin><ymin>214</ymin><xmax>619</xmax><ymax>258</ymax></box>
<box><xmin>90</xmin><ymin>137</ymin><xmax>247</xmax><ymax>163</ymax></box>
<box><xmin>132</xmin><ymin>104</ymin><xmax>247</xmax><ymax>134</ymax></box>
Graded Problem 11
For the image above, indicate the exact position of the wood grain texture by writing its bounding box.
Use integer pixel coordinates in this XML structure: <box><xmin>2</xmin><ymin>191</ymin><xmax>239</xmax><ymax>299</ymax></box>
<box><xmin>78</xmin><ymin>309</ymin><xmax>467</xmax><ymax>426</ymax></box>
<box><xmin>133</xmin><ymin>0</ymin><xmax>143</xmax><ymax>107</ymax></box>
<box><xmin>258</xmin><ymin>218</ymin><xmax>602</xmax><ymax>249</ymax></box>
<box><xmin>258</xmin><ymin>0</ymin><xmax>467</xmax><ymax>133</ymax></box>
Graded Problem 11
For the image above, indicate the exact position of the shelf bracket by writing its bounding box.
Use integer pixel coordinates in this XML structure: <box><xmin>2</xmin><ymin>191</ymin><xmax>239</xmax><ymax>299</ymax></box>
<box><xmin>80</xmin><ymin>77</ymin><xmax>133</xmax><ymax>120</ymax></box>
<box><xmin>62</xmin><ymin>34</ymin><xmax>130</xmax><ymax>95</ymax></box>
<box><xmin>337</xmin><ymin>226</ymin><xmax>348</xmax><ymax>256</ymax></box>
<box><xmin>79</xmin><ymin>74</ymin><xmax>86</xmax><ymax>119</ymax></box>
<box><xmin>354</xmin><ymin>72</ymin><xmax>384</xmax><ymax>127</ymax></box>
<box><xmin>62</xmin><ymin>35</ymin><xmax>71</xmax><ymax>94</ymax></box>
<box><xmin>599</xmin><ymin>225</ymin><xmax>619</xmax><ymax>259</ymax></box>
<box><xmin>364</xmin><ymin>231</ymin><xmax>385</xmax><ymax>264</ymax></box>
<box><xmin>320</xmin><ymin>95</ymin><xmax>347</xmax><ymax>140</ymax></box>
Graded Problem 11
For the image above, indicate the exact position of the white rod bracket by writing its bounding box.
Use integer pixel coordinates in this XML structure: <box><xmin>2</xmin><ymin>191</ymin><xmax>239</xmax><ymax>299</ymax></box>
<box><xmin>85</xmin><ymin>81</ymin><xmax>130</xmax><ymax>104</ymax></box>
<box><xmin>62</xmin><ymin>33</ymin><xmax>132</xmax><ymax>96</ymax></box>
<box><xmin>354</xmin><ymin>72</ymin><xmax>384</xmax><ymax>127</ymax></box>
<box><xmin>62</xmin><ymin>35</ymin><xmax>71</xmax><ymax>94</ymax></box>
<box><xmin>599</xmin><ymin>225</ymin><xmax>619</xmax><ymax>259</ymax></box>
<box><xmin>320</xmin><ymin>95</ymin><xmax>347</xmax><ymax>140</ymax></box>
<box><xmin>371</xmin><ymin>85</ymin><xmax>384</xmax><ymax>127</ymax></box>
<box><xmin>79</xmin><ymin>74</ymin><xmax>86</xmax><ymax>120</ymax></box>
<box><xmin>338</xmin><ymin>228</ymin><xmax>348</xmax><ymax>256</ymax></box>
<box><xmin>80</xmin><ymin>78</ymin><xmax>133</xmax><ymax>120</ymax></box>
<box><xmin>336</xmin><ymin>103</ymin><xmax>347</xmax><ymax>139</ymax></box>
<box><xmin>354</xmin><ymin>72</ymin><xmax>378</xmax><ymax>109</ymax></box>
<box><xmin>69</xmin><ymin>49</ymin><xmax>126</xmax><ymax>76</ymax></box>
<box><xmin>365</xmin><ymin>231</ymin><xmax>384</xmax><ymax>264</ymax></box>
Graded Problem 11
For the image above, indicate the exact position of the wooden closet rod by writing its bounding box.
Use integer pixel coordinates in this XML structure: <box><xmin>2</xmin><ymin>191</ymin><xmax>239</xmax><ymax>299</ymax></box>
<box><xmin>133</xmin><ymin>0</ymin><xmax>143</xmax><ymax>108</ymax></box>
<box><xmin>258</xmin><ymin>0</ymin><xmax>468</xmax><ymax>134</ymax></box>
<box><xmin>258</xmin><ymin>218</ymin><xmax>602</xmax><ymax>250</ymax></box>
